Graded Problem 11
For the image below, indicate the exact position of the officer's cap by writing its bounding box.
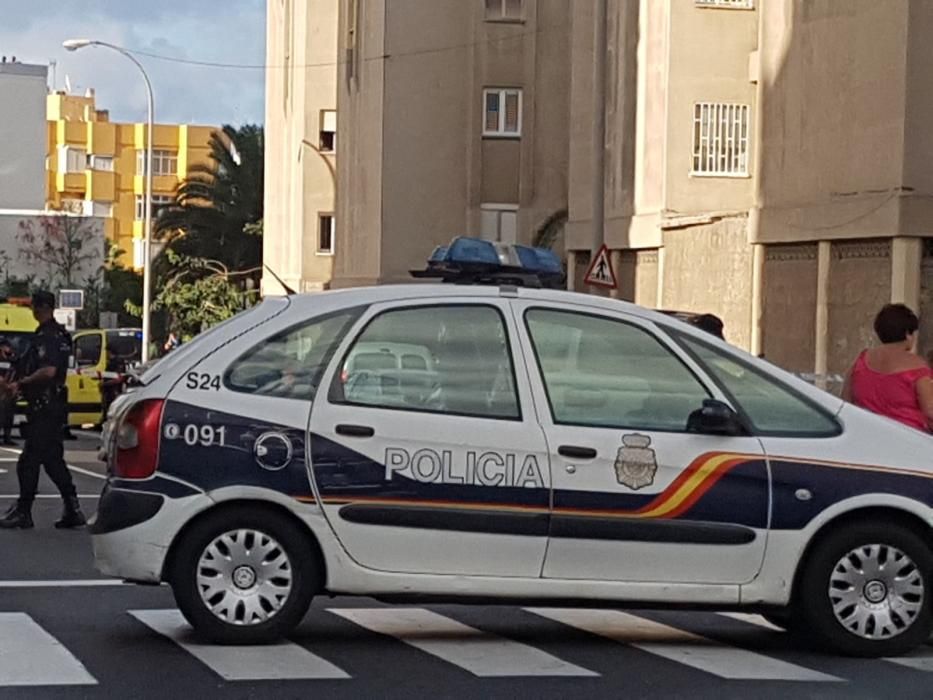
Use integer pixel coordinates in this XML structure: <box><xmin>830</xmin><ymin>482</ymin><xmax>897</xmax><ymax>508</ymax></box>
<box><xmin>31</xmin><ymin>291</ymin><xmax>56</xmax><ymax>310</ymax></box>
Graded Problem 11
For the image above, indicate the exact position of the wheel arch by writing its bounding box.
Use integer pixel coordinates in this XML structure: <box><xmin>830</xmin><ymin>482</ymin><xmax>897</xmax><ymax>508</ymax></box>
<box><xmin>789</xmin><ymin>505</ymin><xmax>933</xmax><ymax>605</ymax></box>
<box><xmin>161</xmin><ymin>499</ymin><xmax>327</xmax><ymax>591</ymax></box>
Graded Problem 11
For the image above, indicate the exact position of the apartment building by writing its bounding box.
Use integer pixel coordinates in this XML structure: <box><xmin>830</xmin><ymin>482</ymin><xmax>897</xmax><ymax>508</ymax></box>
<box><xmin>263</xmin><ymin>0</ymin><xmax>339</xmax><ymax>294</ymax></box>
<box><xmin>0</xmin><ymin>61</ymin><xmax>48</xmax><ymax>209</ymax></box>
<box><xmin>264</xmin><ymin>0</ymin><xmax>933</xmax><ymax>375</ymax></box>
<box><xmin>46</xmin><ymin>91</ymin><xmax>214</xmax><ymax>268</ymax></box>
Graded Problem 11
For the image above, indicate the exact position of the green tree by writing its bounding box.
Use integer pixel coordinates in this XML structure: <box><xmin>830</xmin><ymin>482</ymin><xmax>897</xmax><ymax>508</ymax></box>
<box><xmin>151</xmin><ymin>125</ymin><xmax>264</xmax><ymax>342</ymax></box>
<box><xmin>130</xmin><ymin>251</ymin><xmax>259</xmax><ymax>341</ymax></box>
<box><xmin>155</xmin><ymin>124</ymin><xmax>263</xmax><ymax>275</ymax></box>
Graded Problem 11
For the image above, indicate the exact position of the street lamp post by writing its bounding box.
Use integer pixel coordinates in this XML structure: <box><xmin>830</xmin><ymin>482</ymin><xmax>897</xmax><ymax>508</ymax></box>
<box><xmin>63</xmin><ymin>39</ymin><xmax>154</xmax><ymax>363</ymax></box>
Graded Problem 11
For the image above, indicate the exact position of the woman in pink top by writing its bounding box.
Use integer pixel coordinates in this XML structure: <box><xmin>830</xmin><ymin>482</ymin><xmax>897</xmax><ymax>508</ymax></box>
<box><xmin>843</xmin><ymin>304</ymin><xmax>933</xmax><ymax>432</ymax></box>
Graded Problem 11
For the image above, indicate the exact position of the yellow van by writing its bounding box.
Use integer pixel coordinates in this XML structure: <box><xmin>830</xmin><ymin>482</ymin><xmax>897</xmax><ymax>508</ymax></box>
<box><xmin>71</xmin><ymin>328</ymin><xmax>142</xmax><ymax>426</ymax></box>
<box><xmin>0</xmin><ymin>302</ymin><xmax>141</xmax><ymax>428</ymax></box>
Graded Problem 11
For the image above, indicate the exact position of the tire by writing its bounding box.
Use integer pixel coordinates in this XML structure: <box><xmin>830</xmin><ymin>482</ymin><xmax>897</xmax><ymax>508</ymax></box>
<box><xmin>169</xmin><ymin>507</ymin><xmax>318</xmax><ymax>645</ymax></box>
<box><xmin>797</xmin><ymin>520</ymin><xmax>933</xmax><ymax>657</ymax></box>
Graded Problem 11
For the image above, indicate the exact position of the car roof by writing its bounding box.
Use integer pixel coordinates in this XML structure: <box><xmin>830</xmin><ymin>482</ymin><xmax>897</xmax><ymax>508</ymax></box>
<box><xmin>284</xmin><ymin>284</ymin><xmax>671</xmax><ymax>325</ymax></box>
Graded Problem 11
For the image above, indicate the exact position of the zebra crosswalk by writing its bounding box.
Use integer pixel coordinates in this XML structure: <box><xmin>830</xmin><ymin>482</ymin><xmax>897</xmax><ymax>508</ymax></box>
<box><xmin>0</xmin><ymin>605</ymin><xmax>930</xmax><ymax>690</ymax></box>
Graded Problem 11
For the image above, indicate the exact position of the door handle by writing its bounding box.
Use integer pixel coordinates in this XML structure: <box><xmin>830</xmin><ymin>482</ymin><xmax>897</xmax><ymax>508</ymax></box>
<box><xmin>558</xmin><ymin>445</ymin><xmax>597</xmax><ymax>460</ymax></box>
<box><xmin>335</xmin><ymin>424</ymin><xmax>375</xmax><ymax>438</ymax></box>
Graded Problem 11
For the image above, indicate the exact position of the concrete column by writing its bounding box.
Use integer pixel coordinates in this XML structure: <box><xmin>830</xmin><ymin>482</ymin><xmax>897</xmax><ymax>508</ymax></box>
<box><xmin>891</xmin><ymin>237</ymin><xmax>922</xmax><ymax>311</ymax></box>
<box><xmin>566</xmin><ymin>250</ymin><xmax>578</xmax><ymax>291</ymax></box>
<box><xmin>750</xmin><ymin>243</ymin><xmax>765</xmax><ymax>356</ymax></box>
<box><xmin>610</xmin><ymin>249</ymin><xmax>623</xmax><ymax>299</ymax></box>
<box><xmin>814</xmin><ymin>240</ymin><xmax>831</xmax><ymax>378</ymax></box>
<box><xmin>656</xmin><ymin>247</ymin><xmax>666</xmax><ymax>309</ymax></box>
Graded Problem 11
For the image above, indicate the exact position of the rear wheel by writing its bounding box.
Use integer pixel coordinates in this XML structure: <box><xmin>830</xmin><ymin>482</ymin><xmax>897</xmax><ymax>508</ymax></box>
<box><xmin>797</xmin><ymin>521</ymin><xmax>933</xmax><ymax>657</ymax></box>
<box><xmin>170</xmin><ymin>507</ymin><xmax>317</xmax><ymax>644</ymax></box>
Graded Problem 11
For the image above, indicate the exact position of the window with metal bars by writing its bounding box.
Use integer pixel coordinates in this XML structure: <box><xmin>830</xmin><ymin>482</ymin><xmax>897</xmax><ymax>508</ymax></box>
<box><xmin>692</xmin><ymin>103</ymin><xmax>750</xmax><ymax>177</ymax></box>
<box><xmin>483</xmin><ymin>88</ymin><xmax>522</xmax><ymax>137</ymax></box>
<box><xmin>695</xmin><ymin>0</ymin><xmax>754</xmax><ymax>8</ymax></box>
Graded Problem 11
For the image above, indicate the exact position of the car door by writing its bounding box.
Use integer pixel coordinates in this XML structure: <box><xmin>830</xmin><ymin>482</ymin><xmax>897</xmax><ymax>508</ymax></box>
<box><xmin>309</xmin><ymin>299</ymin><xmax>550</xmax><ymax>577</ymax></box>
<box><xmin>513</xmin><ymin>301</ymin><xmax>769</xmax><ymax>585</ymax></box>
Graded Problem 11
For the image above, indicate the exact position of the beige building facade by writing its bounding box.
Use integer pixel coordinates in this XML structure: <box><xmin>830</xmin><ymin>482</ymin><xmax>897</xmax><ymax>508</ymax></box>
<box><xmin>264</xmin><ymin>0</ymin><xmax>933</xmax><ymax>376</ymax></box>
<box><xmin>263</xmin><ymin>0</ymin><xmax>339</xmax><ymax>294</ymax></box>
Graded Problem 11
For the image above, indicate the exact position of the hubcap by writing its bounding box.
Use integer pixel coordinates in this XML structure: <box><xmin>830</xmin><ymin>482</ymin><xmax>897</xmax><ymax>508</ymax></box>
<box><xmin>196</xmin><ymin>529</ymin><xmax>294</xmax><ymax>626</ymax></box>
<box><xmin>829</xmin><ymin>543</ymin><xmax>924</xmax><ymax>640</ymax></box>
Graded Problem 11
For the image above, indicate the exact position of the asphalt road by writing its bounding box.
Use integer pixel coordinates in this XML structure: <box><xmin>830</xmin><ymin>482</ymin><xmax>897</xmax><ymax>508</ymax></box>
<box><xmin>1</xmin><ymin>434</ymin><xmax>932</xmax><ymax>699</ymax></box>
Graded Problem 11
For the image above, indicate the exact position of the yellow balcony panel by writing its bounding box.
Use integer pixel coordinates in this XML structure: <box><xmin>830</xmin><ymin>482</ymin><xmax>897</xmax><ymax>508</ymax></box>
<box><xmin>56</xmin><ymin>172</ymin><xmax>86</xmax><ymax>194</ymax></box>
<box><xmin>133</xmin><ymin>123</ymin><xmax>182</xmax><ymax>150</ymax></box>
<box><xmin>134</xmin><ymin>174</ymin><xmax>179</xmax><ymax>195</ymax></box>
<box><xmin>86</xmin><ymin>170</ymin><xmax>116</xmax><ymax>201</ymax></box>
<box><xmin>87</xmin><ymin>122</ymin><xmax>116</xmax><ymax>156</ymax></box>
<box><xmin>60</xmin><ymin>120</ymin><xmax>87</xmax><ymax>146</ymax></box>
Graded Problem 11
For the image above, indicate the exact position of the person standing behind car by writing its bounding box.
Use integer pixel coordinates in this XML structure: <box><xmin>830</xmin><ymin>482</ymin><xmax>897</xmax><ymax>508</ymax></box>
<box><xmin>0</xmin><ymin>339</ymin><xmax>16</xmax><ymax>445</ymax></box>
<box><xmin>843</xmin><ymin>304</ymin><xmax>933</xmax><ymax>432</ymax></box>
<box><xmin>0</xmin><ymin>291</ymin><xmax>85</xmax><ymax>529</ymax></box>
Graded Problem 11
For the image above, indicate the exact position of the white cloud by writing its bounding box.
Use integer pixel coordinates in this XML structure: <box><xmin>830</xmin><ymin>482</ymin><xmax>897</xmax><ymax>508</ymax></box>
<box><xmin>0</xmin><ymin>1</ymin><xmax>265</xmax><ymax>126</ymax></box>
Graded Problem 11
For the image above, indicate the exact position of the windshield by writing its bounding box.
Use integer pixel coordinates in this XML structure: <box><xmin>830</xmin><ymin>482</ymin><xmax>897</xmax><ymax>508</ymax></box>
<box><xmin>106</xmin><ymin>331</ymin><xmax>142</xmax><ymax>363</ymax></box>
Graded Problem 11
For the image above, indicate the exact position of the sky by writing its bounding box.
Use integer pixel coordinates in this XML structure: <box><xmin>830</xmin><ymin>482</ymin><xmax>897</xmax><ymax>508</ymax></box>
<box><xmin>0</xmin><ymin>0</ymin><xmax>266</xmax><ymax>127</ymax></box>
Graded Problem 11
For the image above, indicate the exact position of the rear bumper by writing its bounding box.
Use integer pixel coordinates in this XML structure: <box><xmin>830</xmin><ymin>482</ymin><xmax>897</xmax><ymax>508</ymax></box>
<box><xmin>91</xmin><ymin>489</ymin><xmax>210</xmax><ymax>583</ymax></box>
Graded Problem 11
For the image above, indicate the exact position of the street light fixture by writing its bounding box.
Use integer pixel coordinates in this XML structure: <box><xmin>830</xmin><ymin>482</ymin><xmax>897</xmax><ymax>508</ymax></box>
<box><xmin>63</xmin><ymin>38</ymin><xmax>155</xmax><ymax>363</ymax></box>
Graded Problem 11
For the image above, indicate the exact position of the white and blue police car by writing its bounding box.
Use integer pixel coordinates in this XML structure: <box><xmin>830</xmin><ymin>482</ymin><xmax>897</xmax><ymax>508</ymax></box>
<box><xmin>92</xmin><ymin>238</ymin><xmax>933</xmax><ymax>657</ymax></box>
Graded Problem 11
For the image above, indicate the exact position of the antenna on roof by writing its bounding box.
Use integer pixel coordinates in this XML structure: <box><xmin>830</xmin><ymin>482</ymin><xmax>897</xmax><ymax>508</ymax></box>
<box><xmin>263</xmin><ymin>264</ymin><xmax>296</xmax><ymax>296</ymax></box>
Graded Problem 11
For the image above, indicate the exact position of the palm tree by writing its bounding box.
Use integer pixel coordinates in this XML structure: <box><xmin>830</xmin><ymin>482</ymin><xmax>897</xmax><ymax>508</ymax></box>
<box><xmin>155</xmin><ymin>124</ymin><xmax>263</xmax><ymax>275</ymax></box>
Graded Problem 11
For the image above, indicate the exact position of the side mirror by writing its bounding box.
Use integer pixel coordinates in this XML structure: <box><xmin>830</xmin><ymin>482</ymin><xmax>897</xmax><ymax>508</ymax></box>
<box><xmin>687</xmin><ymin>399</ymin><xmax>746</xmax><ymax>436</ymax></box>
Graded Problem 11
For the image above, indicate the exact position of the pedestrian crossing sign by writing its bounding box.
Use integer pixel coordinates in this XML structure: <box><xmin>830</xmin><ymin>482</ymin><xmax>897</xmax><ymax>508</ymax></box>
<box><xmin>584</xmin><ymin>245</ymin><xmax>617</xmax><ymax>289</ymax></box>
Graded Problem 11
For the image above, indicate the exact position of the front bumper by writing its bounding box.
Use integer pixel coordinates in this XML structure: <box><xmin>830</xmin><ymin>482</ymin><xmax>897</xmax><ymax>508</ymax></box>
<box><xmin>91</xmin><ymin>488</ymin><xmax>210</xmax><ymax>583</ymax></box>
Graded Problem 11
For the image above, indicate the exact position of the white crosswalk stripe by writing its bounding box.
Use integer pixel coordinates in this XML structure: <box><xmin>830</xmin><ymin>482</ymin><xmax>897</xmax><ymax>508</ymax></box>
<box><xmin>329</xmin><ymin>607</ymin><xmax>599</xmax><ymax>677</ymax></box>
<box><xmin>130</xmin><ymin>609</ymin><xmax>349</xmax><ymax>681</ymax></box>
<box><xmin>885</xmin><ymin>648</ymin><xmax>933</xmax><ymax>672</ymax></box>
<box><xmin>0</xmin><ymin>613</ymin><xmax>97</xmax><ymax>686</ymax></box>
<box><xmin>526</xmin><ymin>608</ymin><xmax>841</xmax><ymax>682</ymax></box>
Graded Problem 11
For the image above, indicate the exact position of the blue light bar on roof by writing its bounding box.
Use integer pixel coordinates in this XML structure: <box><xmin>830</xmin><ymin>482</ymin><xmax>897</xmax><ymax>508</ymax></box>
<box><xmin>412</xmin><ymin>236</ymin><xmax>566</xmax><ymax>288</ymax></box>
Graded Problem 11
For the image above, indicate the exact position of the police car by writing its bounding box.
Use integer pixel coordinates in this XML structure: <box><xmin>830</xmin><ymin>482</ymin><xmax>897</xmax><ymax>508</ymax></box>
<box><xmin>92</xmin><ymin>238</ymin><xmax>933</xmax><ymax>658</ymax></box>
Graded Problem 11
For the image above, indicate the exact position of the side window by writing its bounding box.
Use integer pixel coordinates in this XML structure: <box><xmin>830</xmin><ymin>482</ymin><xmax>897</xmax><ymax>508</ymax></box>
<box><xmin>74</xmin><ymin>334</ymin><xmax>102</xmax><ymax>367</ymax></box>
<box><xmin>332</xmin><ymin>305</ymin><xmax>520</xmax><ymax>419</ymax></box>
<box><xmin>525</xmin><ymin>309</ymin><xmax>709</xmax><ymax>431</ymax></box>
<box><xmin>225</xmin><ymin>309</ymin><xmax>361</xmax><ymax>400</ymax></box>
<box><xmin>675</xmin><ymin>333</ymin><xmax>840</xmax><ymax>437</ymax></box>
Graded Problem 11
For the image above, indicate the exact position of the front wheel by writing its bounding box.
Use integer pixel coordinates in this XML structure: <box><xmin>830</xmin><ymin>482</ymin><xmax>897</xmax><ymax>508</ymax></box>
<box><xmin>170</xmin><ymin>507</ymin><xmax>318</xmax><ymax>644</ymax></box>
<box><xmin>797</xmin><ymin>521</ymin><xmax>933</xmax><ymax>657</ymax></box>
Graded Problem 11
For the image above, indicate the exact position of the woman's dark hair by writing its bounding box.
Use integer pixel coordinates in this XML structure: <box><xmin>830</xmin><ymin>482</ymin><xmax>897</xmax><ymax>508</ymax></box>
<box><xmin>874</xmin><ymin>304</ymin><xmax>919</xmax><ymax>344</ymax></box>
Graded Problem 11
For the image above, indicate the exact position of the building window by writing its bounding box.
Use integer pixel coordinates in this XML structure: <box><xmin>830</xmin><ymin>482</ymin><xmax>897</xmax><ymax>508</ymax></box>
<box><xmin>87</xmin><ymin>155</ymin><xmax>114</xmax><ymax>172</ymax></box>
<box><xmin>480</xmin><ymin>204</ymin><xmax>518</xmax><ymax>244</ymax></box>
<box><xmin>320</xmin><ymin>110</ymin><xmax>337</xmax><ymax>152</ymax></box>
<box><xmin>136</xmin><ymin>149</ymin><xmax>178</xmax><ymax>177</ymax></box>
<box><xmin>485</xmin><ymin>0</ymin><xmax>523</xmax><ymax>21</ymax></box>
<box><xmin>695</xmin><ymin>0</ymin><xmax>753</xmax><ymax>7</ymax></box>
<box><xmin>318</xmin><ymin>214</ymin><xmax>334</xmax><ymax>254</ymax></box>
<box><xmin>135</xmin><ymin>195</ymin><xmax>174</xmax><ymax>221</ymax></box>
<box><xmin>483</xmin><ymin>88</ymin><xmax>522</xmax><ymax>137</ymax></box>
<box><xmin>58</xmin><ymin>146</ymin><xmax>87</xmax><ymax>174</ymax></box>
<box><xmin>692</xmin><ymin>103</ymin><xmax>750</xmax><ymax>177</ymax></box>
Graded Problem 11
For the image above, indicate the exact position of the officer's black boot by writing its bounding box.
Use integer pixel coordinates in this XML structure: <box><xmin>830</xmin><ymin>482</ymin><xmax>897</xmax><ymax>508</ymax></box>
<box><xmin>0</xmin><ymin>502</ymin><xmax>34</xmax><ymax>529</ymax></box>
<box><xmin>54</xmin><ymin>496</ymin><xmax>86</xmax><ymax>529</ymax></box>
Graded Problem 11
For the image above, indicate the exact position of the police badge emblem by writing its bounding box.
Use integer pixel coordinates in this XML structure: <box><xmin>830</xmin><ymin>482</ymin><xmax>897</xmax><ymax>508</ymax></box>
<box><xmin>614</xmin><ymin>434</ymin><xmax>658</xmax><ymax>490</ymax></box>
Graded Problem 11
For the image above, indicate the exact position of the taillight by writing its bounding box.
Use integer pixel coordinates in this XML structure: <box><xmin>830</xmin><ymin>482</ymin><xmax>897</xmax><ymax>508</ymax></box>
<box><xmin>113</xmin><ymin>399</ymin><xmax>165</xmax><ymax>479</ymax></box>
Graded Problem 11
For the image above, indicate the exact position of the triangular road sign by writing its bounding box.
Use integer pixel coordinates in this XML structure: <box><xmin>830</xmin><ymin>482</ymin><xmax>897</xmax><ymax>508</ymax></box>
<box><xmin>584</xmin><ymin>244</ymin><xmax>617</xmax><ymax>289</ymax></box>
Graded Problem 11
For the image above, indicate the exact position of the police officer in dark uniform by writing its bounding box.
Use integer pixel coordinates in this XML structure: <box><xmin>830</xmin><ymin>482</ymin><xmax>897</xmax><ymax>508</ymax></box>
<box><xmin>0</xmin><ymin>291</ymin><xmax>85</xmax><ymax>530</ymax></box>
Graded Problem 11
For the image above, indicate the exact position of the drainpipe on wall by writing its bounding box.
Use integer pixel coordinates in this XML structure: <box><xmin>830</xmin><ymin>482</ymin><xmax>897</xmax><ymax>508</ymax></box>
<box><xmin>814</xmin><ymin>240</ymin><xmax>831</xmax><ymax>386</ymax></box>
<box><xmin>591</xmin><ymin>0</ymin><xmax>608</xmax><ymax>265</ymax></box>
